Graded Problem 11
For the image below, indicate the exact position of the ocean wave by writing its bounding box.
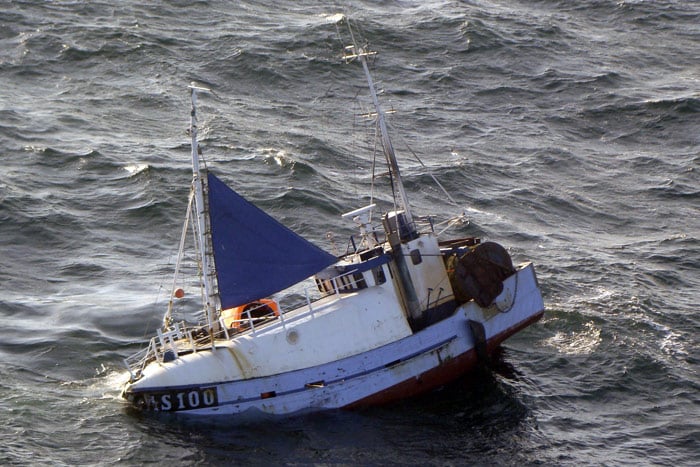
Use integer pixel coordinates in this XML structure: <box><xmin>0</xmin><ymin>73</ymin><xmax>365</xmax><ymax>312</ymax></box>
<box><xmin>542</xmin><ymin>320</ymin><xmax>601</xmax><ymax>355</ymax></box>
<box><xmin>0</xmin><ymin>1</ymin><xmax>698</xmax><ymax>464</ymax></box>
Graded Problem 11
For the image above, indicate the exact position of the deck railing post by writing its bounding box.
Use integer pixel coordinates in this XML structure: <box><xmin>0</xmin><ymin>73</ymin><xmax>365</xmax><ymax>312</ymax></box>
<box><xmin>305</xmin><ymin>287</ymin><xmax>314</xmax><ymax>317</ymax></box>
<box><xmin>246</xmin><ymin>309</ymin><xmax>257</xmax><ymax>336</ymax></box>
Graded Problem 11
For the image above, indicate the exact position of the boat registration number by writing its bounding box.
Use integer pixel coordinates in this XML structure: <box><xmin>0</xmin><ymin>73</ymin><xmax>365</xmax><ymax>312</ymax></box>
<box><xmin>140</xmin><ymin>387</ymin><xmax>219</xmax><ymax>412</ymax></box>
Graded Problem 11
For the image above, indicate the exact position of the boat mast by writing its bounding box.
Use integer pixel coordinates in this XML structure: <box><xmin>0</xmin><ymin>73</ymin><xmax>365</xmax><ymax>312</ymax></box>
<box><xmin>347</xmin><ymin>37</ymin><xmax>414</xmax><ymax>226</ymax></box>
<box><xmin>189</xmin><ymin>85</ymin><xmax>218</xmax><ymax>330</ymax></box>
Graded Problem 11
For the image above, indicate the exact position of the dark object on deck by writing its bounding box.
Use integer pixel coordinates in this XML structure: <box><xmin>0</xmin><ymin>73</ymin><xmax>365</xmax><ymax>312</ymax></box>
<box><xmin>448</xmin><ymin>241</ymin><xmax>516</xmax><ymax>307</ymax></box>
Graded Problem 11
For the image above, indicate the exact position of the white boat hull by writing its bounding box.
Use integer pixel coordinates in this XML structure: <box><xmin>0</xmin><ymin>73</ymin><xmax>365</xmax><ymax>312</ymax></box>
<box><xmin>122</xmin><ymin>263</ymin><xmax>544</xmax><ymax>416</ymax></box>
<box><xmin>121</xmin><ymin>50</ymin><xmax>547</xmax><ymax>418</ymax></box>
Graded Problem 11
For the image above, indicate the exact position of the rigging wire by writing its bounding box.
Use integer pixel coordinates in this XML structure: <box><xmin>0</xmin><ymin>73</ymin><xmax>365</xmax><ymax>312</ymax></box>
<box><xmin>163</xmin><ymin>188</ymin><xmax>196</xmax><ymax>328</ymax></box>
<box><xmin>337</xmin><ymin>13</ymin><xmax>468</xmax><ymax>234</ymax></box>
<box><xmin>369</xmin><ymin>122</ymin><xmax>377</xmax><ymax>221</ymax></box>
<box><xmin>386</xmin><ymin>121</ymin><xmax>470</xmax><ymax>233</ymax></box>
<box><xmin>390</xmin><ymin>122</ymin><xmax>459</xmax><ymax>207</ymax></box>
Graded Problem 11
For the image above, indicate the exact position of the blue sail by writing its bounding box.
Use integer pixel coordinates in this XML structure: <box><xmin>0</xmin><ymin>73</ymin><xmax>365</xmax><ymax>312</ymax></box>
<box><xmin>207</xmin><ymin>173</ymin><xmax>337</xmax><ymax>310</ymax></box>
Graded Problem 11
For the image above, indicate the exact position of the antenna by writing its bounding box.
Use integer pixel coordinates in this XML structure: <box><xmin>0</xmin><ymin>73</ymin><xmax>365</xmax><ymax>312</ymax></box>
<box><xmin>342</xmin><ymin>21</ymin><xmax>415</xmax><ymax>228</ymax></box>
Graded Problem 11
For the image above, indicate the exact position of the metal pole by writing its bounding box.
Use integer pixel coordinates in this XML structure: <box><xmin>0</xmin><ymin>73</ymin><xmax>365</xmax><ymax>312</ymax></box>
<box><xmin>189</xmin><ymin>85</ymin><xmax>218</xmax><ymax>332</ymax></box>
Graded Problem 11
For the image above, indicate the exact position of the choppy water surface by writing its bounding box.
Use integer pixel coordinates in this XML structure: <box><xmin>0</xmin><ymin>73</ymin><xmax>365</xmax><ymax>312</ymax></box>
<box><xmin>1</xmin><ymin>1</ymin><xmax>698</xmax><ymax>465</ymax></box>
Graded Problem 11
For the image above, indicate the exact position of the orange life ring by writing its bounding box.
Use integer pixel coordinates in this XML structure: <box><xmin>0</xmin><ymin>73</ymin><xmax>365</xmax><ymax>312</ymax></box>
<box><xmin>221</xmin><ymin>299</ymin><xmax>280</xmax><ymax>330</ymax></box>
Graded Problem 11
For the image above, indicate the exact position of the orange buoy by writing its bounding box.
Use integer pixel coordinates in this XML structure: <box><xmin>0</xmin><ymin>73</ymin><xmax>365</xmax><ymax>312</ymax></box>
<box><xmin>174</xmin><ymin>288</ymin><xmax>185</xmax><ymax>299</ymax></box>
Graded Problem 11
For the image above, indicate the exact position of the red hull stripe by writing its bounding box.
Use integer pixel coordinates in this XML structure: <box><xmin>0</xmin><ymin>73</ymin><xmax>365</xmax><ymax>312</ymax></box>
<box><xmin>344</xmin><ymin>310</ymin><xmax>544</xmax><ymax>408</ymax></box>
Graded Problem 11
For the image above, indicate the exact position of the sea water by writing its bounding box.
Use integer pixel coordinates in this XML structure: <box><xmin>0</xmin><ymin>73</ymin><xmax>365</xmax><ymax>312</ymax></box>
<box><xmin>0</xmin><ymin>1</ymin><xmax>698</xmax><ymax>465</ymax></box>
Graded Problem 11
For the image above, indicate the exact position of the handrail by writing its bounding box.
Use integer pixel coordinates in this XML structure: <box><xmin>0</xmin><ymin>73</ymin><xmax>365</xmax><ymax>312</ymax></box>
<box><xmin>125</xmin><ymin>261</ymin><xmax>383</xmax><ymax>380</ymax></box>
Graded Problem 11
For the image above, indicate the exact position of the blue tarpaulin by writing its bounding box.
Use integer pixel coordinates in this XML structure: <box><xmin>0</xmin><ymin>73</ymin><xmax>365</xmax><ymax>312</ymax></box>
<box><xmin>207</xmin><ymin>173</ymin><xmax>337</xmax><ymax>310</ymax></box>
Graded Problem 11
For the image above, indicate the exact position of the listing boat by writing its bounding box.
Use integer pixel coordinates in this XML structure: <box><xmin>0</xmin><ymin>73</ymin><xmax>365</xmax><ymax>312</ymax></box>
<box><xmin>120</xmin><ymin>35</ymin><xmax>545</xmax><ymax>416</ymax></box>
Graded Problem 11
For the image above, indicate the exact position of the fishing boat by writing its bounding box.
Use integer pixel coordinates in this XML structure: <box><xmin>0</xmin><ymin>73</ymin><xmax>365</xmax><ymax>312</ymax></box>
<box><xmin>120</xmin><ymin>34</ymin><xmax>545</xmax><ymax>416</ymax></box>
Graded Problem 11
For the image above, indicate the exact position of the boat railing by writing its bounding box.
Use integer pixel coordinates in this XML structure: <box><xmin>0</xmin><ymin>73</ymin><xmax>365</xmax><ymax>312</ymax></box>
<box><xmin>124</xmin><ymin>266</ymin><xmax>382</xmax><ymax>380</ymax></box>
<box><xmin>228</xmin><ymin>268</ymin><xmax>361</xmax><ymax>336</ymax></box>
<box><xmin>225</xmin><ymin>268</ymin><xmax>365</xmax><ymax>338</ymax></box>
<box><xmin>224</xmin><ymin>314</ymin><xmax>281</xmax><ymax>336</ymax></box>
<box><xmin>414</xmin><ymin>215</ymin><xmax>435</xmax><ymax>234</ymax></box>
<box><xmin>123</xmin><ymin>343</ymin><xmax>154</xmax><ymax>381</ymax></box>
<box><xmin>123</xmin><ymin>321</ymin><xmax>217</xmax><ymax>381</ymax></box>
<box><xmin>315</xmin><ymin>267</ymin><xmax>367</xmax><ymax>297</ymax></box>
<box><xmin>330</xmin><ymin>268</ymin><xmax>366</xmax><ymax>294</ymax></box>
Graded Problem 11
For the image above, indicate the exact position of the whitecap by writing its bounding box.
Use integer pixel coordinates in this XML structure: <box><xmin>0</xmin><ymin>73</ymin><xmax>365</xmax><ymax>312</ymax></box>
<box><xmin>77</xmin><ymin>368</ymin><xmax>132</xmax><ymax>401</ymax></box>
<box><xmin>123</xmin><ymin>163</ymin><xmax>149</xmax><ymax>175</ymax></box>
<box><xmin>544</xmin><ymin>321</ymin><xmax>602</xmax><ymax>355</ymax></box>
<box><xmin>261</xmin><ymin>147</ymin><xmax>295</xmax><ymax>168</ymax></box>
<box><xmin>319</xmin><ymin>13</ymin><xmax>346</xmax><ymax>25</ymax></box>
